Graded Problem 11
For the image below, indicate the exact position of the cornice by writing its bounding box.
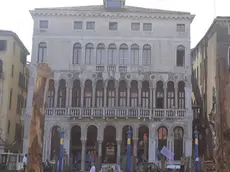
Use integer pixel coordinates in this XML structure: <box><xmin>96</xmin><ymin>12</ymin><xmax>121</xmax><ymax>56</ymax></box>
<box><xmin>30</xmin><ymin>10</ymin><xmax>195</xmax><ymax>22</ymax></box>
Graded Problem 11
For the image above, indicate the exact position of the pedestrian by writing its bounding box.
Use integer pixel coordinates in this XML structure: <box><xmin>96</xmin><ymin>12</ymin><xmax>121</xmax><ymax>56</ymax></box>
<box><xmin>89</xmin><ymin>163</ymin><xmax>96</xmax><ymax>172</ymax></box>
<box><xmin>23</xmin><ymin>154</ymin><xmax>27</xmax><ymax>172</ymax></box>
<box><xmin>180</xmin><ymin>155</ymin><xmax>185</xmax><ymax>172</ymax></box>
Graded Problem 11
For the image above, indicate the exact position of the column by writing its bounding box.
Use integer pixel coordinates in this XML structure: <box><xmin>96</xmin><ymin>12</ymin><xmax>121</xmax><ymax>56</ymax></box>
<box><xmin>97</xmin><ymin>140</ymin><xmax>103</xmax><ymax>170</ymax></box>
<box><xmin>175</xmin><ymin>85</ymin><xmax>178</xmax><ymax>109</ymax></box>
<box><xmin>185</xmin><ymin>138</ymin><xmax>192</xmax><ymax>157</ymax></box>
<box><xmin>132</xmin><ymin>138</ymin><xmax>138</xmax><ymax>170</ymax></box>
<box><xmin>104</xmin><ymin>84</ymin><xmax>107</xmax><ymax>107</ymax></box>
<box><xmin>64</xmin><ymin>129</ymin><xmax>70</xmax><ymax>164</ymax></box>
<box><xmin>185</xmin><ymin>85</ymin><xmax>192</xmax><ymax>110</ymax></box>
<box><xmin>81</xmin><ymin>139</ymin><xmax>86</xmax><ymax>171</ymax></box>
<box><xmin>148</xmin><ymin>129</ymin><xmax>155</xmax><ymax>163</ymax></box>
<box><xmin>115</xmin><ymin>84</ymin><xmax>119</xmax><ymax>107</ymax></box>
<box><xmin>68</xmin><ymin>81</ymin><xmax>73</xmax><ymax>108</ymax></box>
<box><xmin>152</xmin><ymin>87</ymin><xmax>156</xmax><ymax>108</ymax></box>
<box><xmin>127</xmin><ymin>82</ymin><xmax>130</xmax><ymax>107</ymax></box>
<box><xmin>54</xmin><ymin>81</ymin><xmax>59</xmax><ymax>107</ymax></box>
<box><xmin>150</xmin><ymin>87</ymin><xmax>153</xmax><ymax>108</ymax></box>
<box><xmin>138</xmin><ymin>82</ymin><xmax>142</xmax><ymax>106</ymax></box>
<box><xmin>92</xmin><ymin>85</ymin><xmax>96</xmax><ymax>108</ymax></box>
<box><xmin>81</xmin><ymin>83</ymin><xmax>84</xmax><ymax>107</ymax></box>
<box><xmin>116</xmin><ymin>139</ymin><xmax>121</xmax><ymax>165</ymax></box>
<box><xmin>163</xmin><ymin>85</ymin><xmax>167</xmax><ymax>109</ymax></box>
<box><xmin>66</xmin><ymin>84</ymin><xmax>69</xmax><ymax>107</ymax></box>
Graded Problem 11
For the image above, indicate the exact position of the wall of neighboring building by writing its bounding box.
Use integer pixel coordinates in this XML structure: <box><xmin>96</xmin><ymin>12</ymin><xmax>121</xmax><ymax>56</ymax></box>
<box><xmin>0</xmin><ymin>33</ymin><xmax>28</xmax><ymax>151</ymax></box>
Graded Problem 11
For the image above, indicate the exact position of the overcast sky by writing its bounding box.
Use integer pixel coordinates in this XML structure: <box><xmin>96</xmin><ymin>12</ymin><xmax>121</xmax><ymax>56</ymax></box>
<box><xmin>0</xmin><ymin>0</ymin><xmax>230</xmax><ymax>60</ymax></box>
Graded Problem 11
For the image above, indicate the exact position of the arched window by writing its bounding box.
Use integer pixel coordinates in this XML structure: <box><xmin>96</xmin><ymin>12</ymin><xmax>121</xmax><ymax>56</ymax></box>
<box><xmin>130</xmin><ymin>81</ymin><xmax>138</xmax><ymax>107</ymax></box>
<box><xmin>96</xmin><ymin>44</ymin><xmax>105</xmax><ymax>65</ymax></box>
<box><xmin>47</xmin><ymin>80</ymin><xmax>55</xmax><ymax>108</ymax></box>
<box><xmin>173</xmin><ymin>127</ymin><xmax>184</xmax><ymax>160</ymax></box>
<box><xmin>118</xmin><ymin>80</ymin><xmax>127</xmax><ymax>107</ymax></box>
<box><xmin>167</xmin><ymin>81</ymin><xmax>175</xmax><ymax>108</ymax></box>
<box><xmin>176</xmin><ymin>46</ymin><xmax>185</xmax><ymax>67</ymax></box>
<box><xmin>119</xmin><ymin>44</ymin><xmax>128</xmax><ymax>65</ymax></box>
<box><xmin>156</xmin><ymin>81</ymin><xmax>164</xmax><ymax>109</ymax></box>
<box><xmin>142</xmin><ymin>44</ymin><xmax>151</xmax><ymax>65</ymax></box>
<box><xmin>84</xmin><ymin>80</ymin><xmax>92</xmax><ymax>107</ymax></box>
<box><xmin>131</xmin><ymin>44</ymin><xmax>139</xmax><ymax>65</ymax></box>
<box><xmin>157</xmin><ymin>126</ymin><xmax>168</xmax><ymax>151</ymax></box>
<box><xmin>57</xmin><ymin>79</ymin><xmax>66</xmax><ymax>108</ymax></box>
<box><xmin>108</xmin><ymin>44</ymin><xmax>117</xmax><ymax>65</ymax></box>
<box><xmin>178</xmin><ymin>81</ymin><xmax>185</xmax><ymax>108</ymax></box>
<box><xmin>96</xmin><ymin>80</ymin><xmax>104</xmax><ymax>107</ymax></box>
<box><xmin>85</xmin><ymin>43</ymin><xmax>94</xmax><ymax>65</ymax></box>
<box><xmin>107</xmin><ymin>80</ymin><xmax>116</xmax><ymax>107</ymax></box>
<box><xmin>141</xmin><ymin>81</ymin><xmax>149</xmax><ymax>108</ymax></box>
<box><xmin>72</xmin><ymin>80</ymin><xmax>81</xmax><ymax>107</ymax></box>
<box><xmin>73</xmin><ymin>43</ymin><xmax>82</xmax><ymax>64</ymax></box>
<box><xmin>37</xmin><ymin>42</ymin><xmax>47</xmax><ymax>63</ymax></box>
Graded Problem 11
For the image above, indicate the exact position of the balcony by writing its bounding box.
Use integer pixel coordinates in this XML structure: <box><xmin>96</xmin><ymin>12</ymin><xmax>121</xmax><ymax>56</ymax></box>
<box><xmin>45</xmin><ymin>107</ymin><xmax>186</xmax><ymax>121</ymax></box>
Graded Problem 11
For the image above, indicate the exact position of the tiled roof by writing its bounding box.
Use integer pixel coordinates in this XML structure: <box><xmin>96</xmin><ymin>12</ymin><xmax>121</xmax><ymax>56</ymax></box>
<box><xmin>34</xmin><ymin>5</ymin><xmax>191</xmax><ymax>15</ymax></box>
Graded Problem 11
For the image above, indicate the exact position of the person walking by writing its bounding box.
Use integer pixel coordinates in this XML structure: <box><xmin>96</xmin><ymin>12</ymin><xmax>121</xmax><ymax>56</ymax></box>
<box><xmin>22</xmin><ymin>154</ymin><xmax>27</xmax><ymax>172</ymax></box>
<box><xmin>89</xmin><ymin>163</ymin><xmax>96</xmax><ymax>172</ymax></box>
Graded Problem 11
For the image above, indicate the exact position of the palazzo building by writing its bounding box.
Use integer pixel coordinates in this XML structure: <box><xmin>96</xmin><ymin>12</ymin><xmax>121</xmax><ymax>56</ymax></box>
<box><xmin>24</xmin><ymin>0</ymin><xmax>195</xmax><ymax>170</ymax></box>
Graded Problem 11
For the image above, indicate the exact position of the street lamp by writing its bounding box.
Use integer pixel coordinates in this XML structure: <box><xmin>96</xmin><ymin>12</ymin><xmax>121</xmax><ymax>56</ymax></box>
<box><xmin>194</xmin><ymin>126</ymin><xmax>199</xmax><ymax>172</ymax></box>
<box><xmin>58</xmin><ymin>128</ymin><xmax>65</xmax><ymax>172</ymax></box>
<box><xmin>126</xmin><ymin>127</ymin><xmax>132</xmax><ymax>172</ymax></box>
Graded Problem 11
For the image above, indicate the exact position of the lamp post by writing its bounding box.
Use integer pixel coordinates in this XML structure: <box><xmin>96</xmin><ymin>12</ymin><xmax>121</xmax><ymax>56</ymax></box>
<box><xmin>58</xmin><ymin>128</ymin><xmax>65</xmax><ymax>172</ymax></box>
<box><xmin>126</xmin><ymin>127</ymin><xmax>132</xmax><ymax>172</ymax></box>
<box><xmin>194</xmin><ymin>126</ymin><xmax>199</xmax><ymax>172</ymax></box>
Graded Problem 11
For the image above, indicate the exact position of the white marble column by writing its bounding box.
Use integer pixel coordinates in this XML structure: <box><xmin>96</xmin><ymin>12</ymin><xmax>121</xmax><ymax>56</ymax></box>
<box><xmin>115</xmin><ymin>84</ymin><xmax>119</xmax><ymax>107</ymax></box>
<box><xmin>127</xmin><ymin>83</ymin><xmax>130</xmax><ymax>107</ymax></box>
<box><xmin>54</xmin><ymin>81</ymin><xmax>59</xmax><ymax>107</ymax></box>
<box><xmin>68</xmin><ymin>81</ymin><xmax>73</xmax><ymax>107</ymax></box>
<box><xmin>92</xmin><ymin>85</ymin><xmax>96</xmax><ymax>108</ymax></box>
<box><xmin>175</xmin><ymin>85</ymin><xmax>178</xmax><ymax>109</ymax></box>
<box><xmin>64</xmin><ymin>127</ymin><xmax>70</xmax><ymax>163</ymax></box>
<box><xmin>185</xmin><ymin>86</ymin><xmax>192</xmax><ymax>111</ymax></box>
<box><xmin>185</xmin><ymin>138</ymin><xmax>192</xmax><ymax>157</ymax></box>
<box><xmin>150</xmin><ymin>87</ymin><xmax>153</xmax><ymax>108</ymax></box>
<box><xmin>163</xmin><ymin>85</ymin><xmax>167</xmax><ymax>109</ymax></box>
<box><xmin>81</xmin><ymin>83</ymin><xmax>84</xmax><ymax>107</ymax></box>
<box><xmin>81</xmin><ymin>139</ymin><xmax>86</xmax><ymax>170</ymax></box>
<box><xmin>97</xmin><ymin>140</ymin><xmax>103</xmax><ymax>169</ymax></box>
<box><xmin>116</xmin><ymin>140</ymin><xmax>121</xmax><ymax>165</ymax></box>
<box><xmin>138</xmin><ymin>82</ymin><xmax>142</xmax><ymax>106</ymax></box>
<box><xmin>152</xmin><ymin>88</ymin><xmax>156</xmax><ymax>108</ymax></box>
<box><xmin>104</xmin><ymin>85</ymin><xmax>107</xmax><ymax>107</ymax></box>
<box><xmin>148</xmin><ymin>130</ymin><xmax>155</xmax><ymax>163</ymax></box>
<box><xmin>66</xmin><ymin>85</ymin><xmax>70</xmax><ymax>107</ymax></box>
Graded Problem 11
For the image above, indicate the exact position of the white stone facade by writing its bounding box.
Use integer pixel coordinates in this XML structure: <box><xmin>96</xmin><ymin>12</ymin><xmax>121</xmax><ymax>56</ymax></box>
<box><xmin>25</xmin><ymin>1</ymin><xmax>194</xmax><ymax>170</ymax></box>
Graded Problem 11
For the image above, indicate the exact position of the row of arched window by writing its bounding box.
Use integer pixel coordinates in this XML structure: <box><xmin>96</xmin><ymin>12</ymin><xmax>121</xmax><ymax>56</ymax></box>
<box><xmin>37</xmin><ymin>42</ymin><xmax>186</xmax><ymax>67</ymax></box>
<box><xmin>47</xmin><ymin>79</ymin><xmax>185</xmax><ymax>109</ymax></box>
<box><xmin>51</xmin><ymin>125</ymin><xmax>184</xmax><ymax>161</ymax></box>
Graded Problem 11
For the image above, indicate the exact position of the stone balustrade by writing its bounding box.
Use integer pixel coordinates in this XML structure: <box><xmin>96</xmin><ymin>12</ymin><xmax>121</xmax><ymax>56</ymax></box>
<box><xmin>45</xmin><ymin>107</ymin><xmax>186</xmax><ymax>119</ymax></box>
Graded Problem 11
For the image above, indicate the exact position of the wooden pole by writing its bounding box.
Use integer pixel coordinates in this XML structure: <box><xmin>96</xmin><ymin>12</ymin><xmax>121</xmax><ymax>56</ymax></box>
<box><xmin>27</xmin><ymin>63</ymin><xmax>51</xmax><ymax>172</ymax></box>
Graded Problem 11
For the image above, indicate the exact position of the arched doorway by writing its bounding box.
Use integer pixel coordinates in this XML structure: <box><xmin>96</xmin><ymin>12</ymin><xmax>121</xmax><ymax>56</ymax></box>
<box><xmin>86</xmin><ymin>125</ymin><xmax>98</xmax><ymax>169</ymax></box>
<box><xmin>102</xmin><ymin>126</ymin><xmax>117</xmax><ymax>163</ymax></box>
<box><xmin>50</xmin><ymin>126</ymin><xmax>60</xmax><ymax>160</ymax></box>
<box><xmin>137</xmin><ymin>125</ymin><xmax>149</xmax><ymax>162</ymax></box>
<box><xmin>71</xmin><ymin>125</ymin><xmax>81</xmax><ymax>169</ymax></box>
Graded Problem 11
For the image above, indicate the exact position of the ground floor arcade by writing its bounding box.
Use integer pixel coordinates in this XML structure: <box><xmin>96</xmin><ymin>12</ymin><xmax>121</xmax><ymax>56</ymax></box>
<box><xmin>42</xmin><ymin>120</ymin><xmax>193</xmax><ymax>171</ymax></box>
